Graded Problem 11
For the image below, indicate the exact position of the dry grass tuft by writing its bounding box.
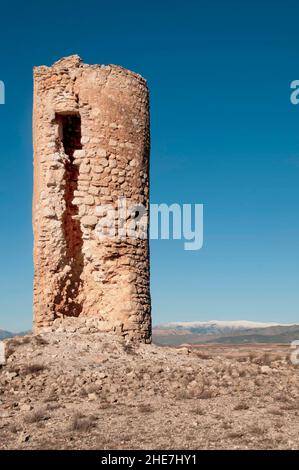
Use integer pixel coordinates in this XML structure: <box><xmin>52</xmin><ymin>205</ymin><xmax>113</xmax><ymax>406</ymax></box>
<box><xmin>227</xmin><ymin>431</ymin><xmax>244</xmax><ymax>439</ymax></box>
<box><xmin>33</xmin><ymin>335</ymin><xmax>49</xmax><ymax>346</ymax></box>
<box><xmin>199</xmin><ymin>389</ymin><xmax>213</xmax><ymax>399</ymax></box>
<box><xmin>175</xmin><ymin>390</ymin><xmax>189</xmax><ymax>400</ymax></box>
<box><xmin>122</xmin><ymin>342</ymin><xmax>137</xmax><ymax>355</ymax></box>
<box><xmin>138</xmin><ymin>403</ymin><xmax>154</xmax><ymax>413</ymax></box>
<box><xmin>248</xmin><ymin>424</ymin><xmax>266</xmax><ymax>436</ymax></box>
<box><xmin>70</xmin><ymin>413</ymin><xmax>97</xmax><ymax>432</ymax></box>
<box><xmin>23</xmin><ymin>363</ymin><xmax>46</xmax><ymax>375</ymax></box>
<box><xmin>234</xmin><ymin>402</ymin><xmax>250</xmax><ymax>410</ymax></box>
<box><xmin>275</xmin><ymin>392</ymin><xmax>290</xmax><ymax>403</ymax></box>
<box><xmin>191</xmin><ymin>406</ymin><xmax>205</xmax><ymax>415</ymax></box>
<box><xmin>24</xmin><ymin>408</ymin><xmax>49</xmax><ymax>424</ymax></box>
<box><xmin>195</xmin><ymin>352</ymin><xmax>211</xmax><ymax>360</ymax></box>
<box><xmin>20</xmin><ymin>336</ymin><xmax>32</xmax><ymax>344</ymax></box>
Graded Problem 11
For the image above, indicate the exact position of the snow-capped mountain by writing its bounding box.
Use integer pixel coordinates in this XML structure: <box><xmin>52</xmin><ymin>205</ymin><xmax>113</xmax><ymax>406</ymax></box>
<box><xmin>155</xmin><ymin>320</ymin><xmax>294</xmax><ymax>335</ymax></box>
<box><xmin>153</xmin><ymin>320</ymin><xmax>299</xmax><ymax>345</ymax></box>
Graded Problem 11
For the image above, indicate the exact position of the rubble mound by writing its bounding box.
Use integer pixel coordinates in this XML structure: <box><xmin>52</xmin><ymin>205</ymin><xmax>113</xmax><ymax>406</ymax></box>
<box><xmin>0</xmin><ymin>326</ymin><xmax>299</xmax><ymax>449</ymax></box>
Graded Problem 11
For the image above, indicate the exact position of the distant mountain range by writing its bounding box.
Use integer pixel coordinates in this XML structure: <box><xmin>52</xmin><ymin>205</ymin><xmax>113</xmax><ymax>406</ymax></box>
<box><xmin>153</xmin><ymin>320</ymin><xmax>299</xmax><ymax>345</ymax></box>
<box><xmin>0</xmin><ymin>330</ymin><xmax>15</xmax><ymax>340</ymax></box>
<box><xmin>0</xmin><ymin>330</ymin><xmax>29</xmax><ymax>340</ymax></box>
<box><xmin>2</xmin><ymin>321</ymin><xmax>299</xmax><ymax>346</ymax></box>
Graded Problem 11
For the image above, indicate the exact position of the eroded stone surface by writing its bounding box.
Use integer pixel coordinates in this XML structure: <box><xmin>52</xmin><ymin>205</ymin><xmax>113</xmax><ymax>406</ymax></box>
<box><xmin>33</xmin><ymin>55</ymin><xmax>151</xmax><ymax>342</ymax></box>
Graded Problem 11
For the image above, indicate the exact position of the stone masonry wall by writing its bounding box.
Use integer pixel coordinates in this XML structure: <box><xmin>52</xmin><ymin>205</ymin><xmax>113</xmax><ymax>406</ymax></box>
<box><xmin>33</xmin><ymin>55</ymin><xmax>151</xmax><ymax>342</ymax></box>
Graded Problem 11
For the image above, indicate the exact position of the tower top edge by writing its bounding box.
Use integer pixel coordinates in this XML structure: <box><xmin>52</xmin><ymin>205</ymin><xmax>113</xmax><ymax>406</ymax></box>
<box><xmin>33</xmin><ymin>55</ymin><xmax>147</xmax><ymax>84</ymax></box>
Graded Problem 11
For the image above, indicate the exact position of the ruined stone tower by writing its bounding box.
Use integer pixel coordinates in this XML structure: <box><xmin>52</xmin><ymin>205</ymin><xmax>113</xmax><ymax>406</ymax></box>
<box><xmin>33</xmin><ymin>55</ymin><xmax>151</xmax><ymax>342</ymax></box>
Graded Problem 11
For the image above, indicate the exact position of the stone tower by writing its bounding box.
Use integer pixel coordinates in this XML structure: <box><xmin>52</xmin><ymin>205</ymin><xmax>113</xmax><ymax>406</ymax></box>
<box><xmin>32</xmin><ymin>55</ymin><xmax>151</xmax><ymax>342</ymax></box>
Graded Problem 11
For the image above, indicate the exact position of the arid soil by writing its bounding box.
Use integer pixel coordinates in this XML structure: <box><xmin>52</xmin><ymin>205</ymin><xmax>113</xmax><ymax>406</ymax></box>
<box><xmin>0</xmin><ymin>321</ymin><xmax>299</xmax><ymax>450</ymax></box>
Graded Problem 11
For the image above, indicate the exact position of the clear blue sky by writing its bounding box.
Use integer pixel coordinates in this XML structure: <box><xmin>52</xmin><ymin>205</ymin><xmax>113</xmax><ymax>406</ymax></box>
<box><xmin>0</xmin><ymin>0</ymin><xmax>299</xmax><ymax>331</ymax></box>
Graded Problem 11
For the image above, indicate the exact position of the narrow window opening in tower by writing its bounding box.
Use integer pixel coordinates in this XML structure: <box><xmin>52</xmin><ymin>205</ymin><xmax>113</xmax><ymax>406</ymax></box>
<box><xmin>54</xmin><ymin>113</ymin><xmax>84</xmax><ymax>318</ymax></box>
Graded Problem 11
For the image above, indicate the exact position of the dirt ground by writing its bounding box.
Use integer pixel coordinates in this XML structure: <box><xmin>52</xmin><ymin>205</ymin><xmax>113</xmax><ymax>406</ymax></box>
<box><xmin>0</xmin><ymin>323</ymin><xmax>299</xmax><ymax>450</ymax></box>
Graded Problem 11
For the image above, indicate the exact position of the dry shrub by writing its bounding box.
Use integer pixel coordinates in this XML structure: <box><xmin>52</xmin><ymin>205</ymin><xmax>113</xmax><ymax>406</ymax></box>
<box><xmin>9</xmin><ymin>424</ymin><xmax>18</xmax><ymax>433</ymax></box>
<box><xmin>5</xmin><ymin>342</ymin><xmax>17</xmax><ymax>359</ymax></box>
<box><xmin>273</xmin><ymin>354</ymin><xmax>283</xmax><ymax>362</ymax></box>
<box><xmin>234</xmin><ymin>401</ymin><xmax>249</xmax><ymax>410</ymax></box>
<box><xmin>199</xmin><ymin>388</ymin><xmax>213</xmax><ymax>399</ymax></box>
<box><xmin>227</xmin><ymin>431</ymin><xmax>244</xmax><ymax>439</ymax></box>
<box><xmin>267</xmin><ymin>407</ymin><xmax>284</xmax><ymax>416</ymax></box>
<box><xmin>46</xmin><ymin>403</ymin><xmax>60</xmax><ymax>411</ymax></box>
<box><xmin>249</xmin><ymin>352</ymin><xmax>258</xmax><ymax>362</ymax></box>
<box><xmin>70</xmin><ymin>413</ymin><xmax>97</xmax><ymax>432</ymax></box>
<box><xmin>43</xmin><ymin>388</ymin><xmax>57</xmax><ymax>403</ymax></box>
<box><xmin>275</xmin><ymin>392</ymin><xmax>290</xmax><ymax>403</ymax></box>
<box><xmin>23</xmin><ymin>363</ymin><xmax>46</xmax><ymax>375</ymax></box>
<box><xmin>7</xmin><ymin>338</ymin><xmax>21</xmax><ymax>348</ymax></box>
<box><xmin>274</xmin><ymin>419</ymin><xmax>284</xmax><ymax>429</ymax></box>
<box><xmin>34</xmin><ymin>335</ymin><xmax>49</xmax><ymax>346</ymax></box>
<box><xmin>24</xmin><ymin>408</ymin><xmax>48</xmax><ymax>424</ymax></box>
<box><xmin>175</xmin><ymin>390</ymin><xmax>189</xmax><ymax>400</ymax></box>
<box><xmin>79</xmin><ymin>387</ymin><xmax>88</xmax><ymax>397</ymax></box>
<box><xmin>99</xmin><ymin>402</ymin><xmax>111</xmax><ymax>410</ymax></box>
<box><xmin>280</xmin><ymin>399</ymin><xmax>299</xmax><ymax>411</ymax></box>
<box><xmin>222</xmin><ymin>421</ymin><xmax>232</xmax><ymax>430</ymax></box>
<box><xmin>86</xmin><ymin>384</ymin><xmax>101</xmax><ymax>394</ymax></box>
<box><xmin>237</xmin><ymin>356</ymin><xmax>248</xmax><ymax>363</ymax></box>
<box><xmin>191</xmin><ymin>406</ymin><xmax>205</xmax><ymax>415</ymax></box>
<box><xmin>227</xmin><ymin>364</ymin><xmax>240</xmax><ymax>376</ymax></box>
<box><xmin>260</xmin><ymin>353</ymin><xmax>272</xmax><ymax>365</ymax></box>
<box><xmin>248</xmin><ymin>424</ymin><xmax>266</xmax><ymax>436</ymax></box>
<box><xmin>138</xmin><ymin>403</ymin><xmax>154</xmax><ymax>413</ymax></box>
<box><xmin>251</xmin><ymin>352</ymin><xmax>273</xmax><ymax>366</ymax></box>
<box><xmin>6</xmin><ymin>336</ymin><xmax>31</xmax><ymax>355</ymax></box>
<box><xmin>195</xmin><ymin>352</ymin><xmax>211</xmax><ymax>360</ymax></box>
<box><xmin>20</xmin><ymin>336</ymin><xmax>31</xmax><ymax>344</ymax></box>
<box><xmin>122</xmin><ymin>342</ymin><xmax>136</xmax><ymax>355</ymax></box>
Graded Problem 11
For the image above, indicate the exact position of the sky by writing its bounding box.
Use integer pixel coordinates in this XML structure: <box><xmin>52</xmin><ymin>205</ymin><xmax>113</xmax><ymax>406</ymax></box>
<box><xmin>0</xmin><ymin>0</ymin><xmax>299</xmax><ymax>331</ymax></box>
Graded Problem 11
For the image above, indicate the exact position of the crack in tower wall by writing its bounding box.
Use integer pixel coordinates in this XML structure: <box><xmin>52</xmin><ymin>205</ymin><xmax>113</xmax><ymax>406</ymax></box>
<box><xmin>53</xmin><ymin>113</ymin><xmax>84</xmax><ymax>318</ymax></box>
